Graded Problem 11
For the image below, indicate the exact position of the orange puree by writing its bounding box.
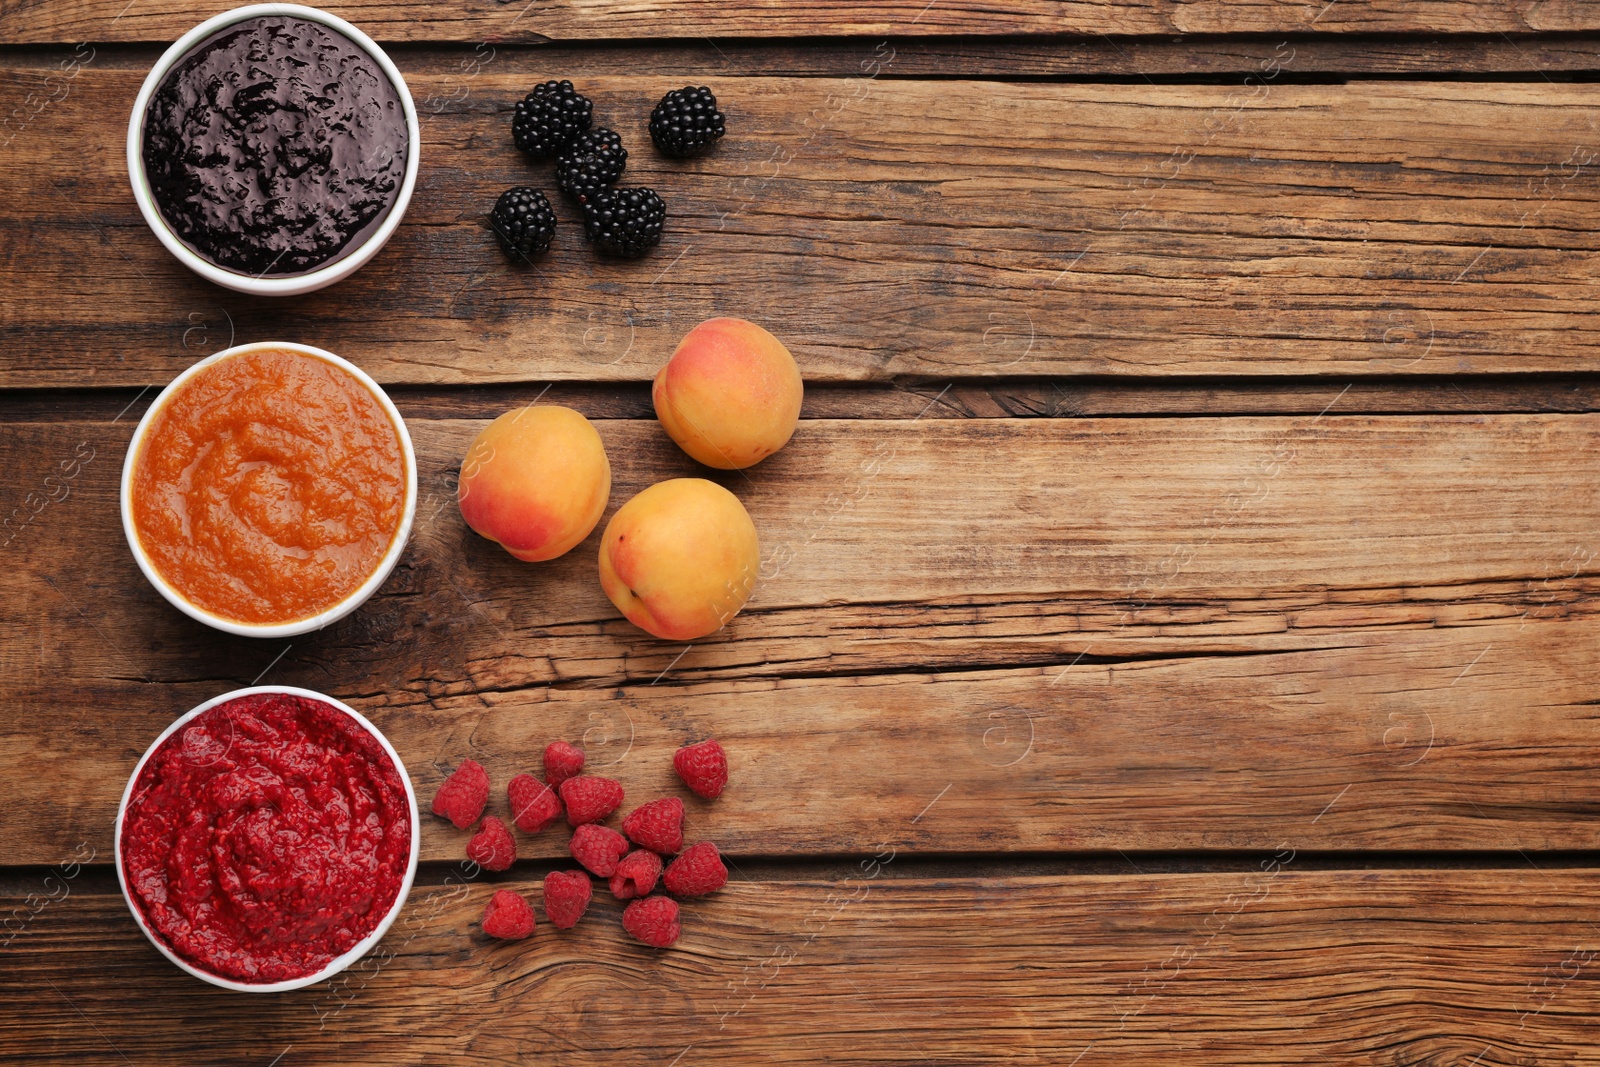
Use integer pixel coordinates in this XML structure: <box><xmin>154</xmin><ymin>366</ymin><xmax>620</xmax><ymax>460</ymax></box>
<box><xmin>132</xmin><ymin>348</ymin><xmax>406</xmax><ymax>626</ymax></box>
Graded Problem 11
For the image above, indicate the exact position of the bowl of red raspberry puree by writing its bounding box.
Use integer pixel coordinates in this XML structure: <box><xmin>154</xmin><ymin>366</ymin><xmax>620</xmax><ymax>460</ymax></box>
<box><xmin>115</xmin><ymin>687</ymin><xmax>418</xmax><ymax>991</ymax></box>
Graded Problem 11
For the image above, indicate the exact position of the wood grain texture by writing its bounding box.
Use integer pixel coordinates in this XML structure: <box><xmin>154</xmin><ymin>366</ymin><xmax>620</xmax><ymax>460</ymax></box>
<box><xmin>1</xmin><ymin>412</ymin><xmax>1596</xmax><ymax>862</ymax></box>
<box><xmin>10</xmin><ymin>613</ymin><xmax>1600</xmax><ymax>863</ymax></box>
<box><xmin>7</xmin><ymin>411</ymin><xmax>1600</xmax><ymax>685</ymax></box>
<box><xmin>4</xmin><ymin>17</ymin><xmax>1596</xmax><ymax>1058</ymax></box>
<box><xmin>6</xmin><ymin>870</ymin><xmax>1600</xmax><ymax>1064</ymax></box>
<box><xmin>5</xmin><ymin>73</ymin><xmax>1600</xmax><ymax>386</ymax></box>
<box><xmin>5</xmin><ymin>0</ymin><xmax>1599</xmax><ymax>45</ymax></box>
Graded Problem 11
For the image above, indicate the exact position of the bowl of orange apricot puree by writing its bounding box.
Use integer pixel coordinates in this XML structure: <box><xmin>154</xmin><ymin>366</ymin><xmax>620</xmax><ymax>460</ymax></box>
<box><xmin>121</xmin><ymin>342</ymin><xmax>416</xmax><ymax>637</ymax></box>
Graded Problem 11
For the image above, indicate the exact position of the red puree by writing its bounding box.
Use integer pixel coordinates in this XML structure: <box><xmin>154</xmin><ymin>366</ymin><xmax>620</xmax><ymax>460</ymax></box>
<box><xmin>120</xmin><ymin>693</ymin><xmax>410</xmax><ymax>984</ymax></box>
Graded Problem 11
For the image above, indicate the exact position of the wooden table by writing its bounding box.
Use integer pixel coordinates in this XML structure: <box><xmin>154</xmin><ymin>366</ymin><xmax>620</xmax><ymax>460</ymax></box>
<box><xmin>4</xmin><ymin>2</ymin><xmax>1600</xmax><ymax>1061</ymax></box>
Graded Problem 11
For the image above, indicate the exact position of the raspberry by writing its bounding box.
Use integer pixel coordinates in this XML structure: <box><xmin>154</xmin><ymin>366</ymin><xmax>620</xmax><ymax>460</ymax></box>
<box><xmin>622</xmin><ymin>797</ymin><xmax>685</xmax><ymax>854</ymax></box>
<box><xmin>466</xmin><ymin>816</ymin><xmax>516</xmax><ymax>872</ymax></box>
<box><xmin>507</xmin><ymin>773</ymin><xmax>562</xmax><ymax>833</ymax></box>
<box><xmin>609</xmin><ymin>849</ymin><xmax>662</xmax><ymax>900</ymax></box>
<box><xmin>542</xmin><ymin>870</ymin><xmax>593</xmax><ymax>929</ymax></box>
<box><xmin>431</xmin><ymin>758</ymin><xmax>490</xmax><ymax>828</ymax></box>
<box><xmin>622</xmin><ymin>896</ymin><xmax>680</xmax><ymax>948</ymax></box>
<box><xmin>663</xmin><ymin>842</ymin><xmax>727</xmax><ymax>897</ymax></box>
<box><xmin>560</xmin><ymin>775</ymin><xmax>624</xmax><ymax>825</ymax></box>
<box><xmin>481</xmin><ymin>889</ymin><xmax>535</xmax><ymax>940</ymax></box>
<box><xmin>569</xmin><ymin>823</ymin><xmax>630</xmax><ymax>877</ymax></box>
<box><xmin>673</xmin><ymin>739</ymin><xmax>728</xmax><ymax>799</ymax></box>
<box><xmin>544</xmin><ymin>741</ymin><xmax>585</xmax><ymax>789</ymax></box>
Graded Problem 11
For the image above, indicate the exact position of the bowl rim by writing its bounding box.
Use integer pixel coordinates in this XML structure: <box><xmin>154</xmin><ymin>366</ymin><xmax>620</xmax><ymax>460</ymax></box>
<box><xmin>113</xmin><ymin>685</ymin><xmax>421</xmax><ymax>993</ymax></box>
<box><xmin>119</xmin><ymin>340</ymin><xmax>418</xmax><ymax>638</ymax></box>
<box><xmin>125</xmin><ymin>3</ymin><xmax>421</xmax><ymax>297</ymax></box>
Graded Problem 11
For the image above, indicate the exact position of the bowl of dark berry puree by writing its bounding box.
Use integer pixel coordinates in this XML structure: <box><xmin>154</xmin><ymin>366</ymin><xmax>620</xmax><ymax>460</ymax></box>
<box><xmin>127</xmin><ymin>5</ymin><xmax>419</xmax><ymax>295</ymax></box>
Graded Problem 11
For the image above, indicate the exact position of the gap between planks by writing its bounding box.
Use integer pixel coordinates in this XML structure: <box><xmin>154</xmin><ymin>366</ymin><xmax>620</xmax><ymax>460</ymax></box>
<box><xmin>13</xmin><ymin>849</ymin><xmax>1600</xmax><ymax>898</ymax></box>
<box><xmin>2</xmin><ymin>376</ymin><xmax>1599</xmax><ymax>424</ymax></box>
<box><xmin>4</xmin><ymin>35</ymin><xmax>1600</xmax><ymax>78</ymax></box>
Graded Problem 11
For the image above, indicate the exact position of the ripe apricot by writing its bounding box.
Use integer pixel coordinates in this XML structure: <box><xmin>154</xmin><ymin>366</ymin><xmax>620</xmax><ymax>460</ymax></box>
<box><xmin>652</xmin><ymin>317</ymin><xmax>802</xmax><ymax>469</ymax></box>
<box><xmin>598</xmin><ymin>478</ymin><xmax>759</xmax><ymax>639</ymax></box>
<box><xmin>458</xmin><ymin>405</ymin><xmax>611</xmax><ymax>562</ymax></box>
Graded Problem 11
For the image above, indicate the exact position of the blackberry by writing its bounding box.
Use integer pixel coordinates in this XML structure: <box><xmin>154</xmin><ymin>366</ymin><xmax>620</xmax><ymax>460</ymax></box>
<box><xmin>564</xmin><ymin>126</ymin><xmax>626</xmax><ymax>163</ymax></box>
<box><xmin>555</xmin><ymin>127</ymin><xmax>628</xmax><ymax>203</ymax></box>
<box><xmin>512</xmin><ymin>80</ymin><xmax>592</xmax><ymax>160</ymax></box>
<box><xmin>489</xmin><ymin>187</ymin><xmax>557</xmax><ymax>263</ymax></box>
<box><xmin>582</xmin><ymin>187</ymin><xmax>666</xmax><ymax>258</ymax></box>
<box><xmin>648</xmin><ymin>86</ymin><xmax>725</xmax><ymax>158</ymax></box>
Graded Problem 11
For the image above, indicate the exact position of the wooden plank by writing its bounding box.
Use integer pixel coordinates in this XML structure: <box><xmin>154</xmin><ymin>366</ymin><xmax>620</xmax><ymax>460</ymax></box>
<box><xmin>5</xmin><ymin>74</ymin><xmax>1600</xmax><ymax>387</ymax></box>
<box><xmin>5</xmin><ymin>870</ymin><xmax>1600</xmax><ymax>1063</ymax></box>
<box><xmin>2</xmin><ymin>413</ymin><xmax>1597</xmax><ymax>862</ymax></box>
<box><xmin>9</xmin><ymin>613</ymin><xmax>1600</xmax><ymax>863</ymax></box>
<box><xmin>5</xmin><ymin>0</ymin><xmax>1599</xmax><ymax>46</ymax></box>
<box><xmin>6</xmin><ymin>411</ymin><xmax>1599</xmax><ymax>686</ymax></box>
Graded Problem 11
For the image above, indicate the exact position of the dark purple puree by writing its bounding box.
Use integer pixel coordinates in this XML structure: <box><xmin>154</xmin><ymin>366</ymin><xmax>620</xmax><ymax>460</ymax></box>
<box><xmin>142</xmin><ymin>16</ymin><xmax>407</xmax><ymax>277</ymax></box>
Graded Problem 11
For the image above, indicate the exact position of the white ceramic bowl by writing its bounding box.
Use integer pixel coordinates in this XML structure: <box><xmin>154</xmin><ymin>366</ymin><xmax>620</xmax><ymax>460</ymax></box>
<box><xmin>121</xmin><ymin>341</ymin><xmax>418</xmax><ymax>638</ymax></box>
<box><xmin>115</xmin><ymin>686</ymin><xmax>420</xmax><ymax>992</ymax></box>
<box><xmin>126</xmin><ymin>4</ymin><xmax>420</xmax><ymax>296</ymax></box>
